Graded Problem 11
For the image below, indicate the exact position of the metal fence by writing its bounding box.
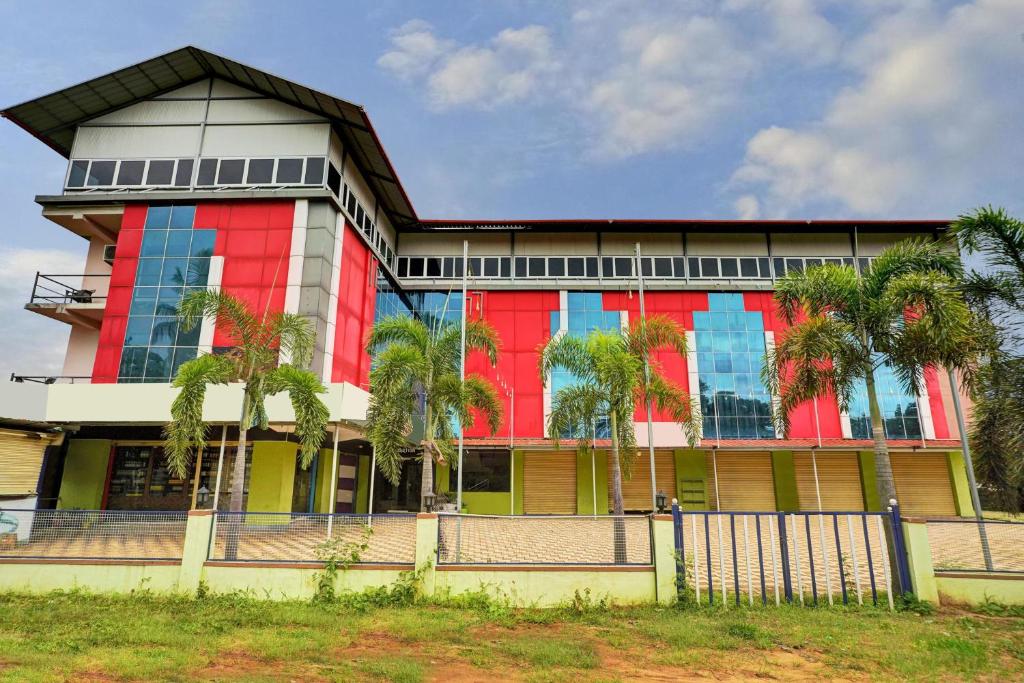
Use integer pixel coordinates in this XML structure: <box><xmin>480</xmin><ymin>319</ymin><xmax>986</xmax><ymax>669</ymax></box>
<box><xmin>207</xmin><ymin>512</ymin><xmax>417</xmax><ymax>564</ymax></box>
<box><xmin>673</xmin><ymin>510</ymin><xmax>903</xmax><ymax>609</ymax></box>
<box><xmin>0</xmin><ymin>509</ymin><xmax>187</xmax><ymax>561</ymax></box>
<box><xmin>926</xmin><ymin>519</ymin><xmax>1024</xmax><ymax>574</ymax></box>
<box><xmin>437</xmin><ymin>514</ymin><xmax>653</xmax><ymax>565</ymax></box>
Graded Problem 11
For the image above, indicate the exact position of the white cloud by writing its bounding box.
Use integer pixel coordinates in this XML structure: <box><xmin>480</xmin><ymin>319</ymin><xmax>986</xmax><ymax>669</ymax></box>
<box><xmin>0</xmin><ymin>248</ymin><xmax>84</xmax><ymax>377</ymax></box>
<box><xmin>378</xmin><ymin>4</ymin><xmax>844</xmax><ymax>158</ymax></box>
<box><xmin>734</xmin><ymin>194</ymin><xmax>761</xmax><ymax>220</ymax></box>
<box><xmin>379</xmin><ymin>23</ymin><xmax>558</xmax><ymax>110</ymax></box>
<box><xmin>730</xmin><ymin>0</ymin><xmax>1024</xmax><ymax>217</ymax></box>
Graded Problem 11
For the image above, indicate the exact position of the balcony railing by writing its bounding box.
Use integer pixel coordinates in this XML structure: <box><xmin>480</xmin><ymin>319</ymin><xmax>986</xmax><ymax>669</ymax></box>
<box><xmin>29</xmin><ymin>273</ymin><xmax>110</xmax><ymax>305</ymax></box>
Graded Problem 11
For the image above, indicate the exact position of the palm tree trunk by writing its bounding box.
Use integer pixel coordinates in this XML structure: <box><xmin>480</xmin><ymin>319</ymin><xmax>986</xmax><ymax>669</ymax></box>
<box><xmin>865</xmin><ymin>369</ymin><xmax>898</xmax><ymax>506</ymax></box>
<box><xmin>420</xmin><ymin>403</ymin><xmax>434</xmax><ymax>512</ymax></box>
<box><xmin>225</xmin><ymin>391</ymin><xmax>251</xmax><ymax>560</ymax></box>
<box><xmin>608</xmin><ymin>411</ymin><xmax>627</xmax><ymax>564</ymax></box>
<box><xmin>865</xmin><ymin>367</ymin><xmax>903</xmax><ymax>594</ymax></box>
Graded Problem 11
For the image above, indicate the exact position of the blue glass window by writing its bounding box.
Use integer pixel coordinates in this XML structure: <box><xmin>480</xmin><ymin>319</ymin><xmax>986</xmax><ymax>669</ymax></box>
<box><xmin>848</xmin><ymin>361</ymin><xmax>922</xmax><ymax>439</ymax></box>
<box><xmin>694</xmin><ymin>293</ymin><xmax>774</xmax><ymax>439</ymax></box>
<box><xmin>119</xmin><ymin>205</ymin><xmax>212</xmax><ymax>383</ymax></box>
<box><xmin>549</xmin><ymin>292</ymin><xmax>620</xmax><ymax>438</ymax></box>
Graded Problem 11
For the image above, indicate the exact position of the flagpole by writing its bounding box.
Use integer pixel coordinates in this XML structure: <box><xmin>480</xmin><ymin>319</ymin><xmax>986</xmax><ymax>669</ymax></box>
<box><xmin>456</xmin><ymin>239</ymin><xmax>468</xmax><ymax>514</ymax></box>
<box><xmin>948</xmin><ymin>368</ymin><xmax>992</xmax><ymax>570</ymax></box>
<box><xmin>635</xmin><ymin>243</ymin><xmax>658</xmax><ymax>511</ymax></box>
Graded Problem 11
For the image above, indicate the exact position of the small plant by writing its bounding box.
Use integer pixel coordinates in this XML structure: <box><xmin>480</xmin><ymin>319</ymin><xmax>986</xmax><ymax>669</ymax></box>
<box><xmin>674</xmin><ymin>551</ymin><xmax>699</xmax><ymax>608</ymax></box>
<box><xmin>195</xmin><ymin>579</ymin><xmax>210</xmax><ymax>600</ymax></box>
<box><xmin>311</xmin><ymin>526</ymin><xmax>372</xmax><ymax>604</ymax></box>
<box><xmin>896</xmin><ymin>592</ymin><xmax>935</xmax><ymax>616</ymax></box>
<box><xmin>566</xmin><ymin>588</ymin><xmax>608</xmax><ymax>615</ymax></box>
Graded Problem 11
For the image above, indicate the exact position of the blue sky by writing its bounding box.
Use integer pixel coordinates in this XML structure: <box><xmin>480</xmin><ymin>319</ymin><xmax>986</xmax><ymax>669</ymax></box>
<box><xmin>0</xmin><ymin>0</ymin><xmax>1021</xmax><ymax>372</ymax></box>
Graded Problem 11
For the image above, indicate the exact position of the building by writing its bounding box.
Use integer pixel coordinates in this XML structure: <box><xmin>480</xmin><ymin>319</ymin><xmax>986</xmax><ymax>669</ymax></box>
<box><xmin>0</xmin><ymin>47</ymin><xmax>975</xmax><ymax>520</ymax></box>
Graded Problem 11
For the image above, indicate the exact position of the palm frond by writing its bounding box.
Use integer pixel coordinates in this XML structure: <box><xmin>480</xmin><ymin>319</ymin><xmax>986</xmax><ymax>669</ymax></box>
<box><xmin>627</xmin><ymin>314</ymin><xmax>688</xmax><ymax>360</ymax></box>
<box><xmin>539</xmin><ymin>333</ymin><xmax>594</xmax><ymax>381</ymax></box>
<box><xmin>861</xmin><ymin>238</ymin><xmax>962</xmax><ymax>301</ymax></box>
<box><xmin>177</xmin><ymin>290</ymin><xmax>257</xmax><ymax>350</ymax></box>
<box><xmin>366</xmin><ymin>316</ymin><xmax>429</xmax><ymax>356</ymax></box>
<box><xmin>266</xmin><ymin>365</ymin><xmax>330</xmax><ymax>468</ymax></box>
<box><xmin>763</xmin><ymin>315</ymin><xmax>866</xmax><ymax>435</ymax></box>
<box><xmin>270</xmin><ymin>312</ymin><xmax>317</xmax><ymax>369</ymax></box>
<box><xmin>163</xmin><ymin>353</ymin><xmax>236</xmax><ymax>478</ymax></box>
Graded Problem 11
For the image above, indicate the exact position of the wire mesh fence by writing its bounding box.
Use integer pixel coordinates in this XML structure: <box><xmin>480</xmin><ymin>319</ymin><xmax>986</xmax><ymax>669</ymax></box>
<box><xmin>208</xmin><ymin>512</ymin><xmax>417</xmax><ymax>564</ymax></box>
<box><xmin>0</xmin><ymin>509</ymin><xmax>187</xmax><ymax>560</ymax></box>
<box><xmin>437</xmin><ymin>514</ymin><xmax>653</xmax><ymax>565</ymax></box>
<box><xmin>676</xmin><ymin>511</ymin><xmax>897</xmax><ymax>609</ymax></box>
<box><xmin>926</xmin><ymin>519</ymin><xmax>1024</xmax><ymax>573</ymax></box>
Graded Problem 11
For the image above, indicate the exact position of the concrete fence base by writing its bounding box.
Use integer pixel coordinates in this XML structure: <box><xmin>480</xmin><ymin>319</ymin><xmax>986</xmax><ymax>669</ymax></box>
<box><xmin>902</xmin><ymin>519</ymin><xmax>1024</xmax><ymax>607</ymax></box>
<box><xmin>5</xmin><ymin>512</ymin><xmax>1020</xmax><ymax>608</ymax></box>
<box><xmin>0</xmin><ymin>512</ymin><xmax>679</xmax><ymax>607</ymax></box>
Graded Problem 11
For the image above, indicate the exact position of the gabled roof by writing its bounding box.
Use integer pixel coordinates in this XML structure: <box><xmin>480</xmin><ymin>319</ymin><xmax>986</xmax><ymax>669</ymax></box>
<box><xmin>0</xmin><ymin>45</ymin><xmax>418</xmax><ymax>227</ymax></box>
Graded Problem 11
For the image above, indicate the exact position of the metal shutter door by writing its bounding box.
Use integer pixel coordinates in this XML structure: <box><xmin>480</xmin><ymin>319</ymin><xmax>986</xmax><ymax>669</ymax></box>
<box><xmin>706</xmin><ymin>452</ymin><xmax>777</xmax><ymax>511</ymax></box>
<box><xmin>890</xmin><ymin>453</ymin><xmax>956</xmax><ymax>517</ymax></box>
<box><xmin>0</xmin><ymin>430</ymin><xmax>51</xmax><ymax>496</ymax></box>
<box><xmin>794</xmin><ymin>452</ymin><xmax>865</xmax><ymax>511</ymax></box>
<box><xmin>611</xmin><ymin>451</ymin><xmax>676</xmax><ymax>511</ymax></box>
<box><xmin>523</xmin><ymin>452</ymin><xmax>576</xmax><ymax>514</ymax></box>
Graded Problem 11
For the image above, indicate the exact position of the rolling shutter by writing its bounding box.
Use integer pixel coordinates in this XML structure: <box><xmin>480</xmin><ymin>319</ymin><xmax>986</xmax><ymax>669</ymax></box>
<box><xmin>706</xmin><ymin>452</ymin><xmax>776</xmax><ymax>511</ymax></box>
<box><xmin>890</xmin><ymin>453</ymin><xmax>956</xmax><ymax>517</ymax></box>
<box><xmin>795</xmin><ymin>452</ymin><xmax>865</xmax><ymax>511</ymax></box>
<box><xmin>523</xmin><ymin>452</ymin><xmax>576</xmax><ymax>514</ymax></box>
<box><xmin>0</xmin><ymin>430</ymin><xmax>55</xmax><ymax>496</ymax></box>
<box><xmin>611</xmin><ymin>451</ymin><xmax>676</xmax><ymax>511</ymax></box>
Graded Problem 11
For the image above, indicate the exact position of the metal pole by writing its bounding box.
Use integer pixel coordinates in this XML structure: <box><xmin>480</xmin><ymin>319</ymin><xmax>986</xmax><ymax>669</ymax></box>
<box><xmin>635</xmin><ymin>243</ymin><xmax>658</xmax><ymax>511</ymax></box>
<box><xmin>592</xmin><ymin>425</ymin><xmax>598</xmax><ymax>517</ymax></box>
<box><xmin>190</xmin><ymin>446</ymin><xmax>204</xmax><ymax>510</ymax></box>
<box><xmin>212</xmin><ymin>424</ymin><xmax>227</xmax><ymax>510</ymax></box>
<box><xmin>326</xmin><ymin>425</ymin><xmax>340</xmax><ymax>537</ymax></box>
<box><xmin>947</xmin><ymin>368</ymin><xmax>993</xmax><ymax>570</ymax></box>
<box><xmin>368</xmin><ymin>447</ymin><xmax>377</xmax><ymax>518</ymax></box>
<box><xmin>456</xmin><ymin>239</ymin><xmax>468</xmax><ymax>514</ymax></box>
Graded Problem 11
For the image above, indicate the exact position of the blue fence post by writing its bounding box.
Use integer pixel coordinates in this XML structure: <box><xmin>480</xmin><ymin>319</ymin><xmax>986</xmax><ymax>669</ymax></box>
<box><xmin>671</xmin><ymin>501</ymin><xmax>685</xmax><ymax>598</ymax></box>
<box><xmin>777</xmin><ymin>512</ymin><xmax>793</xmax><ymax>603</ymax></box>
<box><xmin>888</xmin><ymin>501</ymin><xmax>912</xmax><ymax>595</ymax></box>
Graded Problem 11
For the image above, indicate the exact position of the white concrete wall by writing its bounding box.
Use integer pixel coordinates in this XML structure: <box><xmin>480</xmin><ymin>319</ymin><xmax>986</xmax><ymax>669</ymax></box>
<box><xmin>687</xmin><ymin>233</ymin><xmax>768</xmax><ymax>255</ymax></box>
<box><xmin>771</xmin><ymin>233</ymin><xmax>852</xmax><ymax>256</ymax></box>
<box><xmin>61</xmin><ymin>327</ymin><xmax>99</xmax><ymax>377</ymax></box>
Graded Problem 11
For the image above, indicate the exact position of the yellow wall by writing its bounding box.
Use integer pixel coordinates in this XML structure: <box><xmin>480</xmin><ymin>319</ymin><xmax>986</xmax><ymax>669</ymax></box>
<box><xmin>247</xmin><ymin>442</ymin><xmax>298</xmax><ymax>513</ymax></box>
<box><xmin>57</xmin><ymin>439</ymin><xmax>111</xmax><ymax>510</ymax></box>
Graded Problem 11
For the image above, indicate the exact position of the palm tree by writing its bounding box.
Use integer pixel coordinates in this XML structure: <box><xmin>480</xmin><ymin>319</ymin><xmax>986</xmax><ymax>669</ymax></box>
<box><xmin>163</xmin><ymin>290</ymin><xmax>330</xmax><ymax>535</ymax></box>
<box><xmin>540</xmin><ymin>315</ymin><xmax>699</xmax><ymax>561</ymax></box>
<box><xmin>950</xmin><ymin>207</ymin><xmax>1024</xmax><ymax>512</ymax></box>
<box><xmin>365</xmin><ymin>315</ymin><xmax>503</xmax><ymax>511</ymax></box>
<box><xmin>763</xmin><ymin>239</ymin><xmax>979</xmax><ymax>509</ymax></box>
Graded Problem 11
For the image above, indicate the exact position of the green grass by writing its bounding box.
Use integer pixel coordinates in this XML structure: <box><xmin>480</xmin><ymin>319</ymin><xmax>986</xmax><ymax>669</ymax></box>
<box><xmin>0</xmin><ymin>591</ymin><xmax>1022</xmax><ymax>681</ymax></box>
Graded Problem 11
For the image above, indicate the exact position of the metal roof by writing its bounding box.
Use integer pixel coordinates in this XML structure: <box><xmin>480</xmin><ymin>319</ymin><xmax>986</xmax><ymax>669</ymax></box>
<box><xmin>0</xmin><ymin>46</ymin><xmax>418</xmax><ymax>227</ymax></box>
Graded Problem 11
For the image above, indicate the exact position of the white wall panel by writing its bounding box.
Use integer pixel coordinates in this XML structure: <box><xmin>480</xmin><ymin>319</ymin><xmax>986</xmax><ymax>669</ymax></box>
<box><xmin>210</xmin><ymin>79</ymin><xmax>262</xmax><ymax>98</ymax></box>
<box><xmin>72</xmin><ymin>125</ymin><xmax>201</xmax><ymax>158</ymax></box>
<box><xmin>206</xmin><ymin>98</ymin><xmax>324</xmax><ymax>123</ymax></box>
<box><xmin>771</xmin><ymin>233</ymin><xmax>852</xmax><ymax>256</ymax></box>
<box><xmin>154</xmin><ymin>79</ymin><xmax>212</xmax><ymax>99</ymax></box>
<box><xmin>687</xmin><ymin>233</ymin><xmax>768</xmax><ymax>255</ymax></box>
<box><xmin>88</xmin><ymin>99</ymin><xmax>206</xmax><ymax>125</ymax></box>
<box><xmin>602</xmin><ymin>233</ymin><xmax>682</xmax><ymax>255</ymax></box>
<box><xmin>516</xmin><ymin>233</ymin><xmax>597</xmax><ymax>255</ymax></box>
<box><xmin>200</xmin><ymin>122</ymin><xmax>329</xmax><ymax>157</ymax></box>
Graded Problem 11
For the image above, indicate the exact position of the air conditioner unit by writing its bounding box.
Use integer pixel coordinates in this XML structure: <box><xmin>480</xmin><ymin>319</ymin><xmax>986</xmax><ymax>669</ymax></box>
<box><xmin>102</xmin><ymin>244</ymin><xmax>116</xmax><ymax>265</ymax></box>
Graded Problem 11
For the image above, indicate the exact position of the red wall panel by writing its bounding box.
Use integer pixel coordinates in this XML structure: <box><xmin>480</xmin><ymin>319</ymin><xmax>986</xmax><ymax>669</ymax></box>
<box><xmin>923</xmin><ymin>366</ymin><xmax>950</xmax><ymax>439</ymax></box>
<box><xmin>210</xmin><ymin>200</ymin><xmax>295</xmax><ymax>347</ymax></box>
<box><xmin>331</xmin><ymin>223</ymin><xmax>377</xmax><ymax>387</ymax></box>
<box><xmin>91</xmin><ymin>205</ymin><xmax>148</xmax><ymax>382</ymax></box>
<box><xmin>464</xmin><ymin>291</ymin><xmax>559</xmax><ymax>439</ymax></box>
<box><xmin>744</xmin><ymin>292</ymin><xmax>843</xmax><ymax>439</ymax></box>
<box><xmin>92</xmin><ymin>201</ymin><xmax>295</xmax><ymax>381</ymax></box>
<box><xmin>602</xmin><ymin>291</ymin><xmax>709</xmax><ymax>421</ymax></box>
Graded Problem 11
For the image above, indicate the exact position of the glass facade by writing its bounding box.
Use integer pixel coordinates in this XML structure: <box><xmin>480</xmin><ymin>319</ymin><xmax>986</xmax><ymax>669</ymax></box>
<box><xmin>848</xmin><ymin>362</ymin><xmax>922</xmax><ymax>439</ymax></box>
<box><xmin>693</xmin><ymin>293</ymin><xmax>774</xmax><ymax>439</ymax></box>
<box><xmin>548</xmin><ymin>292</ymin><xmax>621</xmax><ymax>438</ymax></box>
<box><xmin>119</xmin><ymin>205</ymin><xmax>214</xmax><ymax>382</ymax></box>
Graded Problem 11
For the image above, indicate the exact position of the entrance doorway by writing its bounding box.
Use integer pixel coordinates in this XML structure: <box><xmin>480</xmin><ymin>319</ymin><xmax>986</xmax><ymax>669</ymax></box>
<box><xmin>371</xmin><ymin>457</ymin><xmax>423</xmax><ymax>512</ymax></box>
